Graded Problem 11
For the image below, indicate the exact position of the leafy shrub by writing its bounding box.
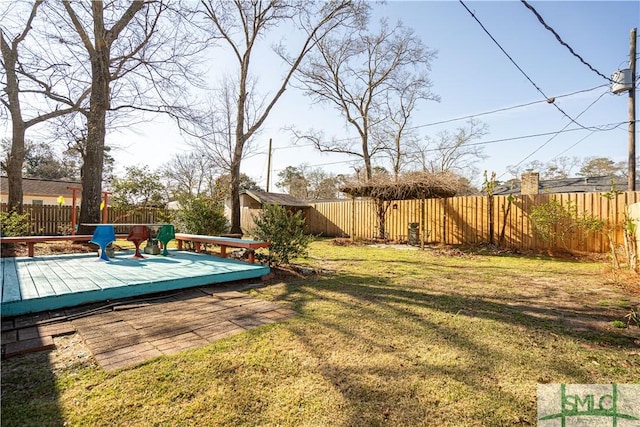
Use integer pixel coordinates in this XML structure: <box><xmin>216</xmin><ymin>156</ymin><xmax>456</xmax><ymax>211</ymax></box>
<box><xmin>530</xmin><ymin>199</ymin><xmax>604</xmax><ymax>248</ymax></box>
<box><xmin>251</xmin><ymin>204</ymin><xmax>312</xmax><ymax>265</ymax></box>
<box><xmin>0</xmin><ymin>211</ymin><xmax>31</xmax><ymax>236</ymax></box>
<box><xmin>174</xmin><ymin>195</ymin><xmax>228</xmax><ymax>235</ymax></box>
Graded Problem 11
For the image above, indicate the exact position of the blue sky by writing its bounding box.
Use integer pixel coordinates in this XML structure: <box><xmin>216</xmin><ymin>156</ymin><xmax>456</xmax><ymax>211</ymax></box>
<box><xmin>111</xmin><ymin>0</ymin><xmax>639</xmax><ymax>189</ymax></box>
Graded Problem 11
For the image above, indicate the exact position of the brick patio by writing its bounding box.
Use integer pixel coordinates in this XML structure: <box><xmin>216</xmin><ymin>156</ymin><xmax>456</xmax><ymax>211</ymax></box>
<box><xmin>1</xmin><ymin>283</ymin><xmax>296</xmax><ymax>371</ymax></box>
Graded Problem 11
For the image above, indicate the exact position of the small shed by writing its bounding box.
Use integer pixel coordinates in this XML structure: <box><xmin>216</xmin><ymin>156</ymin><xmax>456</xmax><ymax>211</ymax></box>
<box><xmin>226</xmin><ymin>190</ymin><xmax>310</xmax><ymax>233</ymax></box>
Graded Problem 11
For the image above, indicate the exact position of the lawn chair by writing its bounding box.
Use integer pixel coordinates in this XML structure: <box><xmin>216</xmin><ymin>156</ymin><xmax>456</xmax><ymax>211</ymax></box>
<box><xmin>127</xmin><ymin>225</ymin><xmax>149</xmax><ymax>258</ymax></box>
<box><xmin>156</xmin><ymin>224</ymin><xmax>175</xmax><ymax>256</ymax></box>
<box><xmin>90</xmin><ymin>225</ymin><xmax>116</xmax><ymax>261</ymax></box>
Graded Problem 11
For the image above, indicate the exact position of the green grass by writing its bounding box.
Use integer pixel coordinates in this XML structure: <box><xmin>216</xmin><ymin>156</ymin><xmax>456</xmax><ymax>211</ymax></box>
<box><xmin>2</xmin><ymin>239</ymin><xmax>639</xmax><ymax>426</ymax></box>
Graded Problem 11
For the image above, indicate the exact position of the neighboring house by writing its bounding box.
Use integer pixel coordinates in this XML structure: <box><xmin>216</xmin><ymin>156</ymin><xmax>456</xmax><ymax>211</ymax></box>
<box><xmin>225</xmin><ymin>190</ymin><xmax>310</xmax><ymax>232</ymax></box>
<box><xmin>493</xmin><ymin>172</ymin><xmax>638</xmax><ymax>195</ymax></box>
<box><xmin>0</xmin><ymin>176</ymin><xmax>82</xmax><ymax>206</ymax></box>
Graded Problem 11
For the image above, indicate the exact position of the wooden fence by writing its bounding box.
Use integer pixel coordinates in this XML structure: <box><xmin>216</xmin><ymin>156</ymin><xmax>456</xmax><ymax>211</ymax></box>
<box><xmin>0</xmin><ymin>204</ymin><xmax>168</xmax><ymax>235</ymax></box>
<box><xmin>304</xmin><ymin>191</ymin><xmax>640</xmax><ymax>254</ymax></box>
<box><xmin>4</xmin><ymin>191</ymin><xmax>640</xmax><ymax>254</ymax></box>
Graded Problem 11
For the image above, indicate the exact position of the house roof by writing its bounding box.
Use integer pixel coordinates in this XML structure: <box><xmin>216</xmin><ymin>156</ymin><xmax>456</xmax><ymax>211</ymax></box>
<box><xmin>0</xmin><ymin>176</ymin><xmax>83</xmax><ymax>197</ymax></box>
<box><xmin>241</xmin><ymin>190</ymin><xmax>310</xmax><ymax>207</ymax></box>
<box><xmin>493</xmin><ymin>175</ymin><xmax>637</xmax><ymax>195</ymax></box>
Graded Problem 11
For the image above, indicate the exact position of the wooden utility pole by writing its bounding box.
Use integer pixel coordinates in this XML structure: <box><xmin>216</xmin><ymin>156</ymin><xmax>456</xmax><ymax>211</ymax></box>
<box><xmin>265</xmin><ymin>138</ymin><xmax>272</xmax><ymax>192</ymax></box>
<box><xmin>629</xmin><ymin>27</ymin><xmax>637</xmax><ymax>191</ymax></box>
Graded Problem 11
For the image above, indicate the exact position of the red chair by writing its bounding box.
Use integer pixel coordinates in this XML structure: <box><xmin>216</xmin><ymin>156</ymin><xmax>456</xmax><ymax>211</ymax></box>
<box><xmin>127</xmin><ymin>225</ymin><xmax>149</xmax><ymax>258</ymax></box>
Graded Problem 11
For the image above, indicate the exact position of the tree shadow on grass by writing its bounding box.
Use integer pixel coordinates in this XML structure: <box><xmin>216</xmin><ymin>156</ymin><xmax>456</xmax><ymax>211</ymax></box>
<box><xmin>289</xmin><ymin>272</ymin><xmax>638</xmax><ymax>347</ymax></box>
<box><xmin>1</xmin><ymin>349</ymin><xmax>64</xmax><ymax>427</ymax></box>
<box><xmin>266</xmin><ymin>270</ymin><xmax>638</xmax><ymax>425</ymax></box>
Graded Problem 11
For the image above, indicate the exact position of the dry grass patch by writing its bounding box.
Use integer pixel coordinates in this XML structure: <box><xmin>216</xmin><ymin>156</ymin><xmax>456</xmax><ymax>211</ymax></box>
<box><xmin>2</xmin><ymin>239</ymin><xmax>639</xmax><ymax>426</ymax></box>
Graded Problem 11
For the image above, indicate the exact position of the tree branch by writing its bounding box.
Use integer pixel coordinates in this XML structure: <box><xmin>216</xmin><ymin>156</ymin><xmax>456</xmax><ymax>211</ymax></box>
<box><xmin>62</xmin><ymin>0</ymin><xmax>96</xmax><ymax>56</ymax></box>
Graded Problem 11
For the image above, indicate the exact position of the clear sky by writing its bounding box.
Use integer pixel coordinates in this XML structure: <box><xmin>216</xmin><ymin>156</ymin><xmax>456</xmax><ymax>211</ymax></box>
<box><xmin>107</xmin><ymin>0</ymin><xmax>639</xmax><ymax>189</ymax></box>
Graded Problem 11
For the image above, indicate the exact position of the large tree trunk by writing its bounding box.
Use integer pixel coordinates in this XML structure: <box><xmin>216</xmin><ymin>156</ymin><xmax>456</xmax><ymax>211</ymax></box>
<box><xmin>361</xmin><ymin>134</ymin><xmax>373</xmax><ymax>181</ymax></box>
<box><xmin>77</xmin><ymin>109</ymin><xmax>106</xmax><ymax>234</ymax></box>
<box><xmin>229</xmin><ymin>158</ymin><xmax>242</xmax><ymax>235</ymax></box>
<box><xmin>76</xmin><ymin>3</ymin><xmax>109</xmax><ymax>234</ymax></box>
<box><xmin>6</xmin><ymin>118</ymin><xmax>25</xmax><ymax>215</ymax></box>
<box><xmin>2</xmin><ymin>33</ymin><xmax>25</xmax><ymax>214</ymax></box>
<box><xmin>229</xmin><ymin>131</ymin><xmax>245</xmax><ymax>235</ymax></box>
<box><xmin>229</xmin><ymin>62</ymin><xmax>248</xmax><ymax>235</ymax></box>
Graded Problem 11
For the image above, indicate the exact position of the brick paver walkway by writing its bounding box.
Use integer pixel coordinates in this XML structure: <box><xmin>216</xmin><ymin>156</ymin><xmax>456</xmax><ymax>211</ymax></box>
<box><xmin>2</xmin><ymin>284</ymin><xmax>296</xmax><ymax>371</ymax></box>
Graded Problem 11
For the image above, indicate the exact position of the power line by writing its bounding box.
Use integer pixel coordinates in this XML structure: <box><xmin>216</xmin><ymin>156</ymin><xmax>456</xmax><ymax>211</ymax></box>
<box><xmin>409</xmin><ymin>84</ymin><xmax>610</xmax><ymax>131</ymax></box>
<box><xmin>271</xmin><ymin>83</ymin><xmax>610</xmax><ymax>151</ymax></box>
<box><xmin>266</xmin><ymin>120</ymin><xmax>627</xmax><ymax>173</ymax></box>
<box><xmin>520</xmin><ymin>0</ymin><xmax>613</xmax><ymax>82</ymax></box>
<box><xmin>550</xmin><ymin>131</ymin><xmax>596</xmax><ymax>159</ymax></box>
<box><xmin>271</xmin><ymin>158</ymin><xmax>362</xmax><ymax>174</ymax></box>
<box><xmin>456</xmin><ymin>121</ymin><xmax>623</xmax><ymax>150</ymax></box>
<box><xmin>458</xmin><ymin>0</ymin><xmax>602</xmax><ymax>131</ymax></box>
<box><xmin>498</xmin><ymin>90</ymin><xmax>610</xmax><ymax>179</ymax></box>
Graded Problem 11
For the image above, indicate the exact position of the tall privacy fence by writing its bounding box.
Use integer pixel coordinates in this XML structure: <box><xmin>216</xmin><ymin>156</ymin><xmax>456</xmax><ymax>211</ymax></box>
<box><xmin>300</xmin><ymin>191</ymin><xmax>640</xmax><ymax>254</ymax></box>
<box><xmin>0</xmin><ymin>204</ymin><xmax>168</xmax><ymax>235</ymax></box>
<box><xmin>4</xmin><ymin>191</ymin><xmax>640</xmax><ymax>254</ymax></box>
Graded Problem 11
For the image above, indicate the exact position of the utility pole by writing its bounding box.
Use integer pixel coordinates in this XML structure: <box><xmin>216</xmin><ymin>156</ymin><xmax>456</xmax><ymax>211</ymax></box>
<box><xmin>266</xmin><ymin>138</ymin><xmax>272</xmax><ymax>192</ymax></box>
<box><xmin>629</xmin><ymin>27</ymin><xmax>636</xmax><ymax>191</ymax></box>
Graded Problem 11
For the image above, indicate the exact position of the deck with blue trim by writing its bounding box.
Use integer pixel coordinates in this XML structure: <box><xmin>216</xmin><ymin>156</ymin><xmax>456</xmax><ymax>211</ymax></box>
<box><xmin>1</xmin><ymin>250</ymin><xmax>270</xmax><ymax>317</ymax></box>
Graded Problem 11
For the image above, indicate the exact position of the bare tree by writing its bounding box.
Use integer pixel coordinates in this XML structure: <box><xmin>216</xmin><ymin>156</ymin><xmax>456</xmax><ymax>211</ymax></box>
<box><xmin>543</xmin><ymin>156</ymin><xmax>581</xmax><ymax>179</ymax></box>
<box><xmin>378</xmin><ymin>76</ymin><xmax>436</xmax><ymax>178</ymax></box>
<box><xmin>162</xmin><ymin>152</ymin><xmax>219</xmax><ymax>198</ymax></box>
<box><xmin>408</xmin><ymin>119</ymin><xmax>488</xmax><ymax>178</ymax></box>
<box><xmin>50</xmin><ymin>0</ymin><xmax>202</xmax><ymax>233</ymax></box>
<box><xmin>276</xmin><ymin>164</ymin><xmax>344</xmax><ymax>200</ymax></box>
<box><xmin>507</xmin><ymin>156</ymin><xmax>585</xmax><ymax>180</ymax></box>
<box><xmin>506</xmin><ymin>160</ymin><xmax>546</xmax><ymax>181</ymax></box>
<box><xmin>305</xmin><ymin>167</ymin><xmax>343</xmax><ymax>200</ymax></box>
<box><xmin>1</xmin><ymin>1</ymin><xmax>87</xmax><ymax>213</ymax></box>
<box><xmin>292</xmin><ymin>18</ymin><xmax>437</xmax><ymax>182</ymax></box>
<box><xmin>189</xmin><ymin>75</ymin><xmax>264</xmax><ymax>181</ymax></box>
<box><xmin>198</xmin><ymin>0</ymin><xmax>364</xmax><ymax>234</ymax></box>
<box><xmin>58</xmin><ymin>1</ymin><xmax>150</xmax><ymax>232</ymax></box>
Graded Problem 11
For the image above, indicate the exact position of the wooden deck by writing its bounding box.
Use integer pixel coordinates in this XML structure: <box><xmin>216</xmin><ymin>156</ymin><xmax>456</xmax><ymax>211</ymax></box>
<box><xmin>1</xmin><ymin>250</ymin><xmax>270</xmax><ymax>317</ymax></box>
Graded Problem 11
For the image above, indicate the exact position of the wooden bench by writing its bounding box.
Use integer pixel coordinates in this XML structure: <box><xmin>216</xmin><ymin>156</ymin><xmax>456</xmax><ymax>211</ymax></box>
<box><xmin>0</xmin><ymin>234</ymin><xmax>128</xmax><ymax>257</ymax></box>
<box><xmin>174</xmin><ymin>233</ymin><xmax>270</xmax><ymax>264</ymax></box>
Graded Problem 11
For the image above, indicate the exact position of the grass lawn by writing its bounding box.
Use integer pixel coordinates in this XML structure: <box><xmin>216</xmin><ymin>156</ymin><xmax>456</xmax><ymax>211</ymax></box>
<box><xmin>2</xmin><ymin>240</ymin><xmax>639</xmax><ymax>426</ymax></box>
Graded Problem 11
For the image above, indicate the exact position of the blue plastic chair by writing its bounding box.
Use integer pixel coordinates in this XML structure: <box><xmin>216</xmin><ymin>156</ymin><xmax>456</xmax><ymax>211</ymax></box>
<box><xmin>156</xmin><ymin>224</ymin><xmax>175</xmax><ymax>256</ymax></box>
<box><xmin>90</xmin><ymin>225</ymin><xmax>116</xmax><ymax>261</ymax></box>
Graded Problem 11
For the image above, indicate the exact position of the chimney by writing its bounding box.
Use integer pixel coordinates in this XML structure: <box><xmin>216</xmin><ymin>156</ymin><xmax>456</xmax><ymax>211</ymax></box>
<box><xmin>521</xmin><ymin>172</ymin><xmax>540</xmax><ymax>195</ymax></box>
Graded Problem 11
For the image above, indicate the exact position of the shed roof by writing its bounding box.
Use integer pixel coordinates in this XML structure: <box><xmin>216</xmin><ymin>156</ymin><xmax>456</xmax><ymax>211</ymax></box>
<box><xmin>0</xmin><ymin>176</ymin><xmax>82</xmax><ymax>197</ymax></box>
<box><xmin>241</xmin><ymin>190</ymin><xmax>310</xmax><ymax>207</ymax></box>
